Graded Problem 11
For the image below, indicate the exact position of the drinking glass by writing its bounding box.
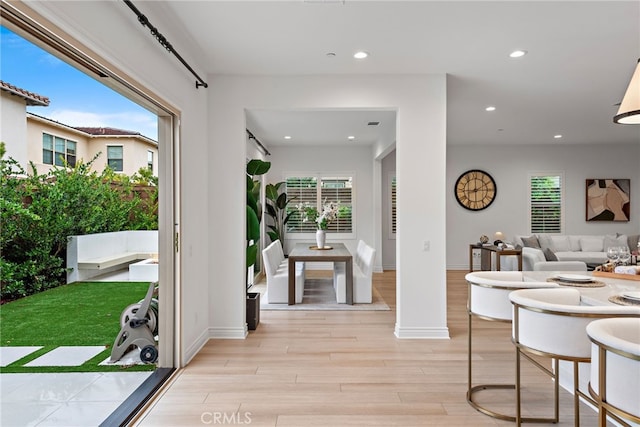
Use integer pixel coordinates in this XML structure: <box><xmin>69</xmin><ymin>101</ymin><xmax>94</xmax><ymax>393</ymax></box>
<box><xmin>607</xmin><ymin>246</ymin><xmax>620</xmax><ymax>265</ymax></box>
<box><xmin>618</xmin><ymin>246</ymin><xmax>631</xmax><ymax>265</ymax></box>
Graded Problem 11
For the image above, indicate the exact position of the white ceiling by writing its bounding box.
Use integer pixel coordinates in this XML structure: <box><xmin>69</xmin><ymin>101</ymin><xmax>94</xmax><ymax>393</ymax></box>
<box><xmin>160</xmin><ymin>1</ymin><xmax>640</xmax><ymax>148</ymax></box>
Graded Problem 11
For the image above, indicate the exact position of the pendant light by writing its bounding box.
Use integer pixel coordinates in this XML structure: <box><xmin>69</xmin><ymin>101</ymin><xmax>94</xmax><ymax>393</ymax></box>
<box><xmin>613</xmin><ymin>59</ymin><xmax>640</xmax><ymax>124</ymax></box>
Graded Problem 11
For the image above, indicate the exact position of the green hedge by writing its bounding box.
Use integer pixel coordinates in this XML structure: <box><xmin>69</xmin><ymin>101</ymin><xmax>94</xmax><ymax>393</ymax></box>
<box><xmin>0</xmin><ymin>147</ymin><xmax>158</xmax><ymax>301</ymax></box>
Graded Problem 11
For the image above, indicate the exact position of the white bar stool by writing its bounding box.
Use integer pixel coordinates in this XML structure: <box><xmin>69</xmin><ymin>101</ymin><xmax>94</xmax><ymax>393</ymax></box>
<box><xmin>509</xmin><ymin>288</ymin><xmax>640</xmax><ymax>427</ymax></box>
<box><xmin>587</xmin><ymin>317</ymin><xmax>640</xmax><ymax>427</ymax></box>
<box><xmin>465</xmin><ymin>271</ymin><xmax>559</xmax><ymax>422</ymax></box>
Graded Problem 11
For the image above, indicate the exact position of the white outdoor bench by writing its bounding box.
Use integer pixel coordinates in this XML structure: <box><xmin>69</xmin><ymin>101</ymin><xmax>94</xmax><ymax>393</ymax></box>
<box><xmin>67</xmin><ymin>230</ymin><xmax>158</xmax><ymax>283</ymax></box>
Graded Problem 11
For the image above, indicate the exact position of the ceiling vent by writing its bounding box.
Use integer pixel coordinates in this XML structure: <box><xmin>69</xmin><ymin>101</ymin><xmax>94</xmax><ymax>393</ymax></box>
<box><xmin>367</xmin><ymin>121</ymin><xmax>380</xmax><ymax>126</ymax></box>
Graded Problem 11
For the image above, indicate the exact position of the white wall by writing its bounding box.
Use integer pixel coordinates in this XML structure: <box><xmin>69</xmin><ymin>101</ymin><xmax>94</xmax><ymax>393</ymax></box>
<box><xmin>208</xmin><ymin>75</ymin><xmax>449</xmax><ymax>340</ymax></box>
<box><xmin>267</xmin><ymin>144</ymin><xmax>375</xmax><ymax>263</ymax></box>
<box><xmin>1</xmin><ymin>91</ymin><xmax>28</xmax><ymax>166</ymax></box>
<box><xmin>27</xmin><ymin>0</ymin><xmax>211</xmax><ymax>364</ymax></box>
<box><xmin>446</xmin><ymin>143</ymin><xmax>640</xmax><ymax>269</ymax></box>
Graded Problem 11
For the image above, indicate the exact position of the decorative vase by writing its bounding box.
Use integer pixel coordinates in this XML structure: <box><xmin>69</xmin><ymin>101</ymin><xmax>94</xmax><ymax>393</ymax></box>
<box><xmin>316</xmin><ymin>229</ymin><xmax>326</xmax><ymax>249</ymax></box>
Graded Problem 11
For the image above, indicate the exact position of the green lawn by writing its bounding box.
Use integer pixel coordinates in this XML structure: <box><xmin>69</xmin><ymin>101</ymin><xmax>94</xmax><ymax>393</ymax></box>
<box><xmin>1</xmin><ymin>281</ymin><xmax>156</xmax><ymax>373</ymax></box>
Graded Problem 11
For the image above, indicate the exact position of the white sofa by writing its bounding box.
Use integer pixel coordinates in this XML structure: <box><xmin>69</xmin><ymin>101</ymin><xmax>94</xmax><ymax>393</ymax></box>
<box><xmin>511</xmin><ymin>233</ymin><xmax>638</xmax><ymax>271</ymax></box>
<box><xmin>262</xmin><ymin>240</ymin><xmax>305</xmax><ymax>303</ymax></box>
<box><xmin>333</xmin><ymin>240</ymin><xmax>376</xmax><ymax>303</ymax></box>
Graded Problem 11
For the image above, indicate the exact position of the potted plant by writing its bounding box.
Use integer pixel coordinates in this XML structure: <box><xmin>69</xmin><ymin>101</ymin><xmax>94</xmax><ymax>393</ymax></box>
<box><xmin>265</xmin><ymin>181</ymin><xmax>295</xmax><ymax>252</ymax></box>
<box><xmin>246</xmin><ymin>159</ymin><xmax>270</xmax><ymax>330</ymax></box>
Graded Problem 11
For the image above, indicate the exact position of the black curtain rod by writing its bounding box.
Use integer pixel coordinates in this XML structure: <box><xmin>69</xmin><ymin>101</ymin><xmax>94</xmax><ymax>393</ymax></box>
<box><xmin>123</xmin><ymin>0</ymin><xmax>208</xmax><ymax>89</ymax></box>
<box><xmin>246</xmin><ymin>129</ymin><xmax>271</xmax><ymax>156</ymax></box>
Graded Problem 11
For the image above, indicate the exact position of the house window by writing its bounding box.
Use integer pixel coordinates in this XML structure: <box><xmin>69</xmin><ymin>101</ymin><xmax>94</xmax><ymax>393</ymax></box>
<box><xmin>42</xmin><ymin>133</ymin><xmax>76</xmax><ymax>167</ymax></box>
<box><xmin>107</xmin><ymin>145</ymin><xmax>124</xmax><ymax>172</ymax></box>
<box><xmin>286</xmin><ymin>174</ymin><xmax>353</xmax><ymax>234</ymax></box>
<box><xmin>529</xmin><ymin>172</ymin><xmax>564</xmax><ymax>233</ymax></box>
<box><xmin>389</xmin><ymin>174</ymin><xmax>397</xmax><ymax>239</ymax></box>
<box><xmin>147</xmin><ymin>150</ymin><xmax>154</xmax><ymax>171</ymax></box>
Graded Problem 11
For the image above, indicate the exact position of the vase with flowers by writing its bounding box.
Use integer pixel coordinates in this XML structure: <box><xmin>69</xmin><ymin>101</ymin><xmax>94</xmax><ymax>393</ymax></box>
<box><xmin>297</xmin><ymin>200</ymin><xmax>340</xmax><ymax>248</ymax></box>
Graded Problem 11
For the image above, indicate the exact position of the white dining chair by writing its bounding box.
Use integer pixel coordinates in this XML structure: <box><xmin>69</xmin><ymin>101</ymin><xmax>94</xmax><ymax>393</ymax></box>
<box><xmin>262</xmin><ymin>240</ymin><xmax>304</xmax><ymax>303</ymax></box>
<box><xmin>509</xmin><ymin>288</ymin><xmax>640</xmax><ymax>427</ymax></box>
<box><xmin>465</xmin><ymin>271</ymin><xmax>559</xmax><ymax>422</ymax></box>
<box><xmin>587</xmin><ymin>317</ymin><xmax>640</xmax><ymax>427</ymax></box>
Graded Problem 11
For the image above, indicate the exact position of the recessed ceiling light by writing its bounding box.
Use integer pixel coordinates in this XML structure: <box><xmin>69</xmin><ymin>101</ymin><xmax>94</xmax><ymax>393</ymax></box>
<box><xmin>353</xmin><ymin>51</ymin><xmax>369</xmax><ymax>59</ymax></box>
<box><xmin>284</xmin><ymin>135</ymin><xmax>292</xmax><ymax>140</ymax></box>
<box><xmin>485</xmin><ymin>106</ymin><xmax>496</xmax><ymax>112</ymax></box>
<box><xmin>347</xmin><ymin>135</ymin><xmax>356</xmax><ymax>140</ymax></box>
<box><xmin>326</xmin><ymin>52</ymin><xmax>336</xmax><ymax>58</ymax></box>
<box><xmin>554</xmin><ymin>134</ymin><xmax>563</xmax><ymax>139</ymax></box>
<box><xmin>509</xmin><ymin>50</ymin><xmax>527</xmax><ymax>58</ymax></box>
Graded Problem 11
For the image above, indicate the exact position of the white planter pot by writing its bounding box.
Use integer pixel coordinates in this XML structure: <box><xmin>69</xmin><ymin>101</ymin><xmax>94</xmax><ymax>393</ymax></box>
<box><xmin>316</xmin><ymin>230</ymin><xmax>326</xmax><ymax>248</ymax></box>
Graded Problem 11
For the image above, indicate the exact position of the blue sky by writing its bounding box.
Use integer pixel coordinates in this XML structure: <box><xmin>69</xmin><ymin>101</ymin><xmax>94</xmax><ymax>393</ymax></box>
<box><xmin>0</xmin><ymin>26</ymin><xmax>158</xmax><ymax>140</ymax></box>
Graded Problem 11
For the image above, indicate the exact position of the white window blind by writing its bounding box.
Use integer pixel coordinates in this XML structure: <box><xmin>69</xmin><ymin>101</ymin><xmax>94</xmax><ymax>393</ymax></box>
<box><xmin>321</xmin><ymin>177</ymin><xmax>352</xmax><ymax>233</ymax></box>
<box><xmin>529</xmin><ymin>173</ymin><xmax>563</xmax><ymax>233</ymax></box>
<box><xmin>286</xmin><ymin>177</ymin><xmax>318</xmax><ymax>232</ymax></box>
<box><xmin>286</xmin><ymin>175</ymin><xmax>353</xmax><ymax>234</ymax></box>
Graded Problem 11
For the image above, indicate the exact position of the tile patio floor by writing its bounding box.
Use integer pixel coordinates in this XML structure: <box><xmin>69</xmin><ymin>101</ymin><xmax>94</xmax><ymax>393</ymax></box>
<box><xmin>0</xmin><ymin>268</ymin><xmax>154</xmax><ymax>426</ymax></box>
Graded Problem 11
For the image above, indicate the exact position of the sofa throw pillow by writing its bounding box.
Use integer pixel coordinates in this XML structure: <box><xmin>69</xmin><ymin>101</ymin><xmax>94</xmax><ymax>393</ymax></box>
<box><xmin>627</xmin><ymin>234</ymin><xmax>639</xmax><ymax>251</ymax></box>
<box><xmin>604</xmin><ymin>234</ymin><xmax>627</xmax><ymax>249</ymax></box>
<box><xmin>580</xmin><ymin>236</ymin><xmax>604</xmax><ymax>252</ymax></box>
<box><xmin>550</xmin><ymin>235</ymin><xmax>571</xmax><ymax>252</ymax></box>
<box><xmin>521</xmin><ymin>235</ymin><xmax>541</xmax><ymax>248</ymax></box>
<box><xmin>543</xmin><ymin>248</ymin><xmax>558</xmax><ymax>261</ymax></box>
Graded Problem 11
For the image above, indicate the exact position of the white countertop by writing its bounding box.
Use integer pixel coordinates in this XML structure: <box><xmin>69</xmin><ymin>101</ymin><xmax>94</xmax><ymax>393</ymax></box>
<box><xmin>523</xmin><ymin>271</ymin><xmax>640</xmax><ymax>306</ymax></box>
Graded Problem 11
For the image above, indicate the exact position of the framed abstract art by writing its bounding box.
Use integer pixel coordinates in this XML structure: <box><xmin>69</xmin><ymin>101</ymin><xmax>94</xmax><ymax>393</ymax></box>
<box><xmin>585</xmin><ymin>179</ymin><xmax>630</xmax><ymax>221</ymax></box>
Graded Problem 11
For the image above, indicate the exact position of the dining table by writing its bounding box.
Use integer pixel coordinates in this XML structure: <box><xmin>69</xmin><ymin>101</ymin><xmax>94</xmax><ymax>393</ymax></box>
<box><xmin>287</xmin><ymin>242</ymin><xmax>353</xmax><ymax>305</ymax></box>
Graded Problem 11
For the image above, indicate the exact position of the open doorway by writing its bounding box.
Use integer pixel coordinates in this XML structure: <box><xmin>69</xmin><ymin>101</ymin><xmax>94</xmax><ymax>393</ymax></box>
<box><xmin>0</xmin><ymin>8</ymin><xmax>177</xmax><ymax>426</ymax></box>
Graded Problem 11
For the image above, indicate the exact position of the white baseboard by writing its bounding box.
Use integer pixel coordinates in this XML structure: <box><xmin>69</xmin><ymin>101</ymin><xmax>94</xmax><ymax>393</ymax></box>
<box><xmin>208</xmin><ymin>326</ymin><xmax>248</xmax><ymax>339</ymax></box>
<box><xmin>394</xmin><ymin>325</ymin><xmax>450</xmax><ymax>339</ymax></box>
<box><xmin>183</xmin><ymin>328</ymin><xmax>210</xmax><ymax>366</ymax></box>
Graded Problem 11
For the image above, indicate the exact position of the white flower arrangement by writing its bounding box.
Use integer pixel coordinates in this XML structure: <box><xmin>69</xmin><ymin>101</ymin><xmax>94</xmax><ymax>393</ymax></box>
<box><xmin>296</xmin><ymin>200</ymin><xmax>339</xmax><ymax>230</ymax></box>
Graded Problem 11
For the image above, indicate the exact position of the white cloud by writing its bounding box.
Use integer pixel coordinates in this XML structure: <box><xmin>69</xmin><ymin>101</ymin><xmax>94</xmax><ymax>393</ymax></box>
<box><xmin>47</xmin><ymin>109</ymin><xmax>158</xmax><ymax>140</ymax></box>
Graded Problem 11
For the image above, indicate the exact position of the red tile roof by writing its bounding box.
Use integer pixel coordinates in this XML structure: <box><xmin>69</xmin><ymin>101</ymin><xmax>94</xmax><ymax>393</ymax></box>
<box><xmin>74</xmin><ymin>127</ymin><xmax>142</xmax><ymax>136</ymax></box>
<box><xmin>0</xmin><ymin>80</ymin><xmax>50</xmax><ymax>107</ymax></box>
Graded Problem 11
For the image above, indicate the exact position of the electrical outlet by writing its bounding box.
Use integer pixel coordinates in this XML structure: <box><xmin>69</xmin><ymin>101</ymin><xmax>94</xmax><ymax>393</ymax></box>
<box><xmin>423</xmin><ymin>240</ymin><xmax>430</xmax><ymax>251</ymax></box>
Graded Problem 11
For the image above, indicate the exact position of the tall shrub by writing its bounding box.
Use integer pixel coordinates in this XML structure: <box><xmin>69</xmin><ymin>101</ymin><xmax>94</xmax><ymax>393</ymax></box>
<box><xmin>0</xmin><ymin>149</ymin><xmax>158</xmax><ymax>301</ymax></box>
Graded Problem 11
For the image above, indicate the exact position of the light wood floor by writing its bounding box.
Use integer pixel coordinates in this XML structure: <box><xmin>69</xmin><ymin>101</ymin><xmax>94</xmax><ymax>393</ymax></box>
<box><xmin>134</xmin><ymin>271</ymin><xmax>604</xmax><ymax>426</ymax></box>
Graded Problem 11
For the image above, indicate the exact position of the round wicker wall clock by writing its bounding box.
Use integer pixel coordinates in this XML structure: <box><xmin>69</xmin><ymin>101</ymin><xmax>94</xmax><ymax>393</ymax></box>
<box><xmin>454</xmin><ymin>169</ymin><xmax>497</xmax><ymax>211</ymax></box>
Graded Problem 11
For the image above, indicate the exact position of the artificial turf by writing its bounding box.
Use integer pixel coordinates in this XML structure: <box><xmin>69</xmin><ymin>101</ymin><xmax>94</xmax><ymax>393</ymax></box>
<box><xmin>0</xmin><ymin>281</ymin><xmax>156</xmax><ymax>373</ymax></box>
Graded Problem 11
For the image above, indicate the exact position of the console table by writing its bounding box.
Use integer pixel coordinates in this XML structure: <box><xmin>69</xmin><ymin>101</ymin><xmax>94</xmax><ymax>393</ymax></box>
<box><xmin>469</xmin><ymin>244</ymin><xmax>522</xmax><ymax>272</ymax></box>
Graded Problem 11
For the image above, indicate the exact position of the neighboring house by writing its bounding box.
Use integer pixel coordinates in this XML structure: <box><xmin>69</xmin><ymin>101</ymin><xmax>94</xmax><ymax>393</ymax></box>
<box><xmin>0</xmin><ymin>80</ymin><xmax>49</xmax><ymax>168</ymax></box>
<box><xmin>27</xmin><ymin>113</ymin><xmax>158</xmax><ymax>176</ymax></box>
<box><xmin>0</xmin><ymin>81</ymin><xmax>158</xmax><ymax>176</ymax></box>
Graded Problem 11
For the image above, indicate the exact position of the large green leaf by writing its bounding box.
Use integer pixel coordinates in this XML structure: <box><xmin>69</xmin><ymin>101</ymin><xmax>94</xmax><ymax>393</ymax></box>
<box><xmin>276</xmin><ymin>192</ymin><xmax>289</xmax><ymax>209</ymax></box>
<box><xmin>246</xmin><ymin>242</ymin><xmax>258</xmax><ymax>268</ymax></box>
<box><xmin>265</xmin><ymin>183</ymin><xmax>279</xmax><ymax>201</ymax></box>
<box><xmin>246</xmin><ymin>206</ymin><xmax>260</xmax><ymax>241</ymax></box>
<box><xmin>265</xmin><ymin>203</ymin><xmax>277</xmax><ymax>218</ymax></box>
<box><xmin>246</xmin><ymin>159</ymin><xmax>271</xmax><ymax>176</ymax></box>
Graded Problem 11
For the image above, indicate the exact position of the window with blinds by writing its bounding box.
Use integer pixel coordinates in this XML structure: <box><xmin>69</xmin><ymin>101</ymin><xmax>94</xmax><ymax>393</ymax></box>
<box><xmin>529</xmin><ymin>173</ymin><xmax>563</xmax><ymax>233</ymax></box>
<box><xmin>286</xmin><ymin>175</ymin><xmax>353</xmax><ymax>234</ymax></box>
